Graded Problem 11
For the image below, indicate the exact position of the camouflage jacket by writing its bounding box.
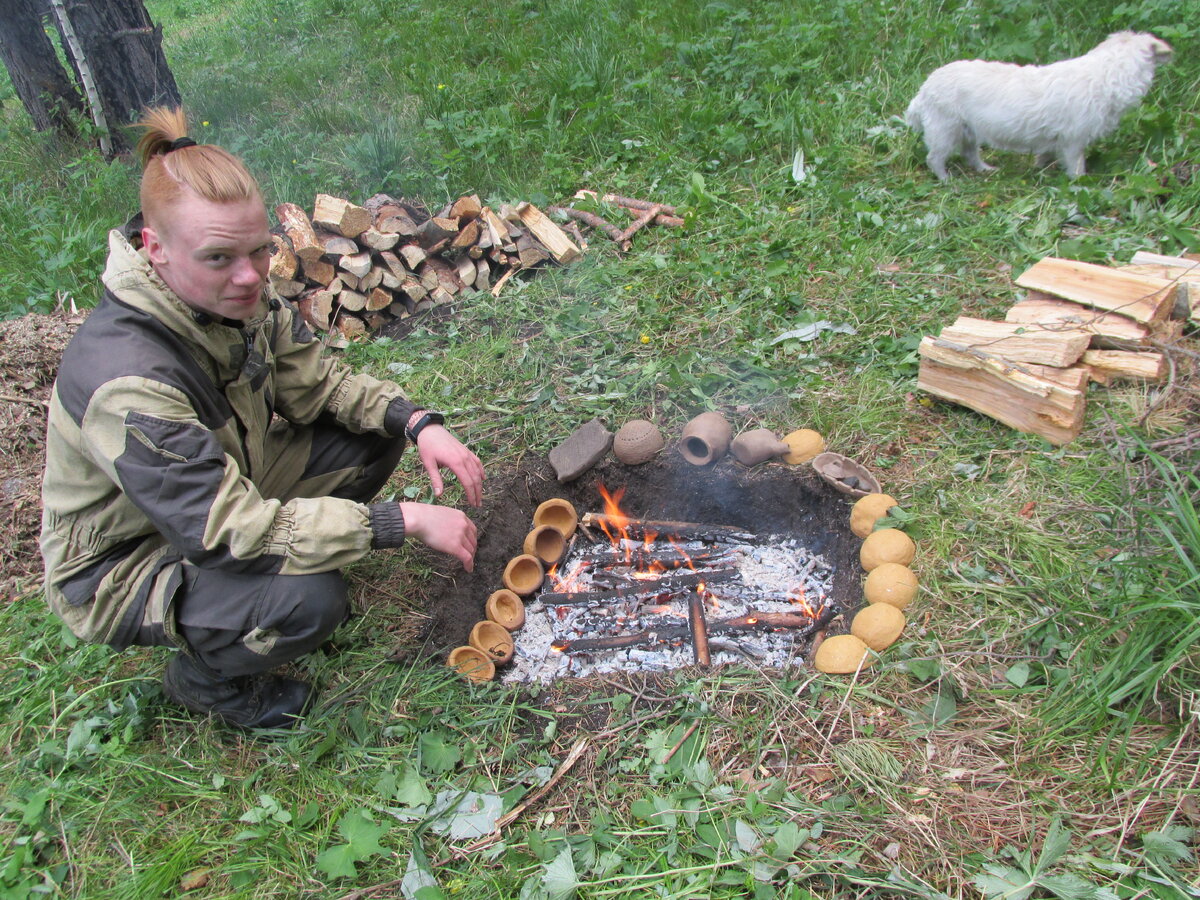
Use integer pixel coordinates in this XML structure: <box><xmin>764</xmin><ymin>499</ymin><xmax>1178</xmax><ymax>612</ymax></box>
<box><xmin>40</xmin><ymin>225</ymin><xmax>416</xmax><ymax>645</ymax></box>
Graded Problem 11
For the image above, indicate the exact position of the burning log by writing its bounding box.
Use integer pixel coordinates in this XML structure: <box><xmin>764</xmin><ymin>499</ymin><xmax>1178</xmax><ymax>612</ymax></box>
<box><xmin>688</xmin><ymin>592</ymin><xmax>711</xmax><ymax>666</ymax></box>
<box><xmin>582</xmin><ymin>547</ymin><xmax>738</xmax><ymax>570</ymax></box>
<box><xmin>580</xmin><ymin>513</ymin><xmax>756</xmax><ymax>544</ymax></box>
<box><xmin>539</xmin><ymin>569</ymin><xmax>739</xmax><ymax>606</ymax></box>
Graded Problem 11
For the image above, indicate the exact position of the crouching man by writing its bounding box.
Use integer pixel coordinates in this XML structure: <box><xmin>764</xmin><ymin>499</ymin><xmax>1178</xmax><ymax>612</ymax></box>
<box><xmin>40</xmin><ymin>107</ymin><xmax>484</xmax><ymax>729</ymax></box>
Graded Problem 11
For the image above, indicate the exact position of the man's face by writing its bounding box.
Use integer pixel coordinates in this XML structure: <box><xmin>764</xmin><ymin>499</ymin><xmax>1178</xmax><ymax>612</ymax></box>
<box><xmin>143</xmin><ymin>192</ymin><xmax>272</xmax><ymax>322</ymax></box>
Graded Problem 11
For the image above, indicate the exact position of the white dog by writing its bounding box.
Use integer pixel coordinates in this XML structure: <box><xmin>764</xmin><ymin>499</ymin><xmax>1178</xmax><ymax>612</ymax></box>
<box><xmin>905</xmin><ymin>31</ymin><xmax>1173</xmax><ymax>180</ymax></box>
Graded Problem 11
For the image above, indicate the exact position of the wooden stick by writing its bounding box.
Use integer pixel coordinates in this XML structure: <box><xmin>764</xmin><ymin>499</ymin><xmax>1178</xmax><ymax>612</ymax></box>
<box><xmin>689</xmin><ymin>592</ymin><xmax>711</xmax><ymax>666</ymax></box>
<box><xmin>600</xmin><ymin>193</ymin><xmax>678</xmax><ymax>216</ymax></box>
<box><xmin>580</xmin><ymin>513</ymin><xmax>756</xmax><ymax>543</ymax></box>
<box><xmin>548</xmin><ymin>205</ymin><xmax>624</xmax><ymax>243</ymax></box>
<box><xmin>616</xmin><ymin>204</ymin><xmax>663</xmax><ymax>246</ymax></box>
<box><xmin>0</xmin><ymin>394</ymin><xmax>48</xmax><ymax>408</ymax></box>
<box><xmin>490</xmin><ymin>266</ymin><xmax>517</xmax><ymax>297</ymax></box>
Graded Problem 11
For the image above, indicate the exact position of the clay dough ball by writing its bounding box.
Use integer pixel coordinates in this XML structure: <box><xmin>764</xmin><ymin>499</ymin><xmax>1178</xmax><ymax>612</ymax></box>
<box><xmin>814</xmin><ymin>634</ymin><xmax>874</xmax><ymax>674</ymax></box>
<box><xmin>851</xmin><ymin>603</ymin><xmax>905</xmax><ymax>651</ymax></box>
<box><xmin>850</xmin><ymin>492</ymin><xmax>898</xmax><ymax>538</ymax></box>
<box><xmin>447</xmin><ymin>646</ymin><xmax>495</xmax><ymax>683</ymax></box>
<box><xmin>864</xmin><ymin>563</ymin><xmax>917</xmax><ymax>610</ymax></box>
<box><xmin>782</xmin><ymin>429</ymin><xmax>825</xmax><ymax>464</ymax></box>
<box><xmin>860</xmin><ymin>528</ymin><xmax>916</xmax><ymax>571</ymax></box>
<box><xmin>613</xmin><ymin>419</ymin><xmax>665</xmax><ymax>465</ymax></box>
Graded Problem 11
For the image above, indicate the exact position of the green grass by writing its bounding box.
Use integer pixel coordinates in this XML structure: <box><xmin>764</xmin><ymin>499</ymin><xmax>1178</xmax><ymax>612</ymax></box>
<box><xmin>1</xmin><ymin>0</ymin><xmax>1199</xmax><ymax>896</ymax></box>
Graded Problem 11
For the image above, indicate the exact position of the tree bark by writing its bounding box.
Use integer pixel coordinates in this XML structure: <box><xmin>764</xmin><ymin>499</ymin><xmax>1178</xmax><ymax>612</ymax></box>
<box><xmin>52</xmin><ymin>0</ymin><xmax>180</xmax><ymax>155</ymax></box>
<box><xmin>0</xmin><ymin>0</ymin><xmax>85</xmax><ymax>134</ymax></box>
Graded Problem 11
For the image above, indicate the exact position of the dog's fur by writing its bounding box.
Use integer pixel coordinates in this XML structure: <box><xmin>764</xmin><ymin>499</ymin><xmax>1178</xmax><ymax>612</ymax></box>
<box><xmin>905</xmin><ymin>31</ymin><xmax>1173</xmax><ymax>180</ymax></box>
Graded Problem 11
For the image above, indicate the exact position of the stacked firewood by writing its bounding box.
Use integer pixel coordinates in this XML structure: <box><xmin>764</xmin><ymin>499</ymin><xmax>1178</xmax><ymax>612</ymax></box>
<box><xmin>918</xmin><ymin>252</ymin><xmax>1198</xmax><ymax>445</ymax></box>
<box><xmin>269</xmin><ymin>193</ymin><xmax>582</xmax><ymax>339</ymax></box>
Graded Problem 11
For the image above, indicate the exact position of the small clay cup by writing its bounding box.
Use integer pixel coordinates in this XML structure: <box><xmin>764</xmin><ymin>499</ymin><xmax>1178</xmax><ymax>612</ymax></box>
<box><xmin>523</xmin><ymin>524</ymin><xmax>566</xmax><ymax>566</ymax></box>
<box><xmin>470</xmin><ymin>620</ymin><xmax>515</xmax><ymax>665</ymax></box>
<box><xmin>447</xmin><ymin>646</ymin><xmax>495</xmax><ymax>683</ymax></box>
<box><xmin>730</xmin><ymin>428</ymin><xmax>790</xmax><ymax>466</ymax></box>
<box><xmin>680</xmin><ymin>411</ymin><xmax>732</xmax><ymax>466</ymax></box>
<box><xmin>503</xmin><ymin>553</ymin><xmax>545</xmax><ymax>596</ymax></box>
<box><xmin>486</xmin><ymin>589</ymin><xmax>526</xmax><ymax>631</ymax></box>
<box><xmin>533</xmin><ymin>498</ymin><xmax>578</xmax><ymax>538</ymax></box>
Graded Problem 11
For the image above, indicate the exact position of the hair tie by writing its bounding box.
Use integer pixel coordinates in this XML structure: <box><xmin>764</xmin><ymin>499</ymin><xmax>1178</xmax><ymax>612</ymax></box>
<box><xmin>167</xmin><ymin>136</ymin><xmax>197</xmax><ymax>153</ymax></box>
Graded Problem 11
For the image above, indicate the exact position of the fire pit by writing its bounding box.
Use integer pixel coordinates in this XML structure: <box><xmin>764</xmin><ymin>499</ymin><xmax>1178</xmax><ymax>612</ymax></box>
<box><xmin>401</xmin><ymin>454</ymin><xmax>863</xmax><ymax>680</ymax></box>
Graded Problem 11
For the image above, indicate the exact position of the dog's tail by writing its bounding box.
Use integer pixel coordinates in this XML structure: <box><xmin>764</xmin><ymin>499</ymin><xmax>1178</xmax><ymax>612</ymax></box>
<box><xmin>904</xmin><ymin>93</ymin><xmax>924</xmax><ymax>132</ymax></box>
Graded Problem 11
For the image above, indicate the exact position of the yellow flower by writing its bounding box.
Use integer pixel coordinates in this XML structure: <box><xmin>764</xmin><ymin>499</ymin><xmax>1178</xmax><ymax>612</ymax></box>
<box><xmin>639</xmin><ymin>334</ymin><xmax>650</xmax><ymax>344</ymax></box>
<box><xmin>437</xmin><ymin>84</ymin><xmax>446</xmax><ymax>90</ymax></box>
<box><xmin>201</xmin><ymin>120</ymin><xmax>210</xmax><ymax>127</ymax></box>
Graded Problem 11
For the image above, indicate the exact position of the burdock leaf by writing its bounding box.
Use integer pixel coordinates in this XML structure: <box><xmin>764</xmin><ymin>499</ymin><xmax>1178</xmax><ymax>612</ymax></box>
<box><xmin>543</xmin><ymin>845</ymin><xmax>578</xmax><ymax>900</ymax></box>
<box><xmin>419</xmin><ymin>731</ymin><xmax>462</xmax><ymax>774</ymax></box>
<box><xmin>974</xmin><ymin>863</ymin><xmax>1036</xmax><ymax>900</ymax></box>
<box><xmin>339</xmin><ymin>809</ymin><xmax>389</xmax><ymax>860</ymax></box>
<box><xmin>316</xmin><ymin>844</ymin><xmax>360</xmax><ymax>880</ymax></box>
<box><xmin>395</xmin><ymin>766</ymin><xmax>433</xmax><ymax>808</ymax></box>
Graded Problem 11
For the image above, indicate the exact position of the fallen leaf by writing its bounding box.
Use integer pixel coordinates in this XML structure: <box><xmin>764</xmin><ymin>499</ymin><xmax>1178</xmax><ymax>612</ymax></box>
<box><xmin>807</xmin><ymin>765</ymin><xmax>837</xmax><ymax>784</ymax></box>
<box><xmin>1018</xmin><ymin>501</ymin><xmax>1036</xmax><ymax>518</ymax></box>
<box><xmin>180</xmin><ymin>869</ymin><xmax>211</xmax><ymax>891</ymax></box>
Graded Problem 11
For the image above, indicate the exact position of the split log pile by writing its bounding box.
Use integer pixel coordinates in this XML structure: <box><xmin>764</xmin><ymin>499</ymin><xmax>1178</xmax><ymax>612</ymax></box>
<box><xmin>918</xmin><ymin>252</ymin><xmax>1198</xmax><ymax>445</ymax></box>
<box><xmin>271</xmin><ymin>193</ymin><xmax>582</xmax><ymax>340</ymax></box>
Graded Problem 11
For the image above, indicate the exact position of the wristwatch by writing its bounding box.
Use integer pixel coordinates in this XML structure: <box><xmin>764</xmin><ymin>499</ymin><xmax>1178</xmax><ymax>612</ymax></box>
<box><xmin>405</xmin><ymin>410</ymin><xmax>446</xmax><ymax>442</ymax></box>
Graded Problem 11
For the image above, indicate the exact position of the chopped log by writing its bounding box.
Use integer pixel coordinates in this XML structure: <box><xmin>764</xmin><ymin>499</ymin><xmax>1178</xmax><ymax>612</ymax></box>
<box><xmin>296</xmin><ymin>288</ymin><xmax>334</xmax><ymax>332</ymax></box>
<box><xmin>422</xmin><ymin>256</ymin><xmax>465</xmax><ymax>293</ymax></box>
<box><xmin>379</xmin><ymin>269</ymin><xmax>403</xmax><ymax>290</ymax></box>
<box><xmin>430</xmin><ymin>286</ymin><xmax>455</xmax><ymax>305</ymax></box>
<box><xmin>454</xmin><ymin>254</ymin><xmax>477</xmax><ymax>287</ymax></box>
<box><xmin>388</xmin><ymin>300</ymin><xmax>411</xmax><ymax>319</ymax></box>
<box><xmin>376</xmin><ymin>206</ymin><xmax>419</xmax><ymax>235</ymax></box>
<box><xmin>336</xmin><ymin>312</ymin><xmax>367</xmax><ymax>339</ymax></box>
<box><xmin>516</xmin><ymin>201</ymin><xmax>582</xmax><ymax>263</ymax></box>
<box><xmin>362</xmin><ymin>310</ymin><xmax>390</xmax><ymax>331</ymax></box>
<box><xmin>1006</xmin><ymin>294</ymin><xmax>1153</xmax><ymax>347</ymax></box>
<box><xmin>474</xmin><ymin>227</ymin><xmax>493</xmax><ymax>251</ymax></box>
<box><xmin>474</xmin><ymin>257</ymin><xmax>491</xmax><ymax>291</ymax></box>
<box><xmin>449</xmin><ymin>194</ymin><xmax>482</xmax><ymax>222</ymax></box>
<box><xmin>300</xmin><ymin>257</ymin><xmax>335</xmax><ymax>287</ymax></box>
<box><xmin>1082</xmin><ymin>349</ymin><xmax>1166</xmax><ymax>383</ymax></box>
<box><xmin>549</xmin><ymin>204</ymin><xmax>625</xmax><ymax>244</ymax></box>
<box><xmin>398</xmin><ymin>244</ymin><xmax>428</xmax><ymax>270</ymax></box>
<box><xmin>378</xmin><ymin>250</ymin><xmax>407</xmax><ymax>279</ymax></box>
<box><xmin>318</xmin><ymin>232</ymin><xmax>359</xmax><ymax>258</ymax></box>
<box><xmin>414</xmin><ymin>263</ymin><xmax>440</xmax><ymax>292</ymax></box>
<box><xmin>489</xmin><ymin>248</ymin><xmax>510</xmax><ymax>267</ymax></box>
<box><xmin>359</xmin><ymin>227</ymin><xmax>400</xmax><ymax>251</ymax></box>
<box><xmin>365</xmin><ymin>287</ymin><xmax>393</xmax><ymax>312</ymax></box>
<box><xmin>269</xmin><ymin>235</ymin><xmax>298</xmax><ymax>281</ymax></box>
<box><xmin>332</xmin><ymin>272</ymin><xmax>357</xmax><ymax>292</ymax></box>
<box><xmin>1014</xmin><ymin>257</ymin><xmax>1176</xmax><ymax>324</ymax></box>
<box><xmin>515</xmin><ymin>234</ymin><xmax>550</xmax><ymax>268</ymax></box>
<box><xmin>918</xmin><ymin>337</ymin><xmax>1086</xmax><ymax>445</ymax></box>
<box><xmin>270</xmin><ymin>278</ymin><xmax>306</xmax><ymax>299</ymax></box>
<box><xmin>938</xmin><ymin>316</ymin><xmax>1091</xmax><ymax>367</ymax></box>
<box><xmin>1130</xmin><ymin>250</ymin><xmax>1200</xmax><ymax>270</ymax></box>
<box><xmin>339</xmin><ymin>251</ymin><xmax>373</xmax><ymax>279</ymax></box>
<box><xmin>416</xmin><ymin>216</ymin><xmax>459</xmax><ymax>249</ymax></box>
<box><xmin>359</xmin><ymin>266</ymin><xmax>384</xmax><ymax>292</ymax></box>
<box><xmin>312</xmin><ymin>194</ymin><xmax>371</xmax><ymax>238</ymax></box>
<box><xmin>274</xmin><ymin>203</ymin><xmax>324</xmax><ymax>262</ymax></box>
<box><xmin>400</xmin><ymin>278</ymin><xmax>428</xmax><ymax>303</ymax></box>
<box><xmin>491</xmin><ymin>266</ymin><xmax>517</xmax><ymax>297</ymax></box>
<box><xmin>1026</xmin><ymin>364</ymin><xmax>1091</xmax><ymax>392</ymax></box>
<box><xmin>449</xmin><ymin>219</ymin><xmax>481</xmax><ymax>252</ymax></box>
<box><xmin>479</xmin><ymin>207</ymin><xmax>512</xmax><ymax>248</ymax></box>
<box><xmin>337</xmin><ymin>289</ymin><xmax>368</xmax><ymax>312</ymax></box>
<box><xmin>1117</xmin><ymin>263</ymin><xmax>1199</xmax><ymax>323</ymax></box>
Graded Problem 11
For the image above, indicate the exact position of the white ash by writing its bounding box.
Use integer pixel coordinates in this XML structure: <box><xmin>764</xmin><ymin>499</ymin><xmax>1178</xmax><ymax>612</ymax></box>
<box><xmin>501</xmin><ymin>536</ymin><xmax>835</xmax><ymax>684</ymax></box>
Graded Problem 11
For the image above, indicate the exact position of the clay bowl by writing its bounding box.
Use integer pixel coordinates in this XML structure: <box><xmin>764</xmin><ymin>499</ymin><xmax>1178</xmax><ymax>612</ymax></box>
<box><xmin>523</xmin><ymin>524</ymin><xmax>566</xmax><ymax>566</ymax></box>
<box><xmin>470</xmin><ymin>620</ymin><xmax>515</xmax><ymax>665</ymax></box>
<box><xmin>503</xmin><ymin>553</ymin><xmax>545</xmax><ymax>596</ymax></box>
<box><xmin>485</xmin><ymin>589</ymin><xmax>526</xmax><ymax>631</ymax></box>
<box><xmin>447</xmin><ymin>646</ymin><xmax>495</xmax><ymax>683</ymax></box>
<box><xmin>811</xmin><ymin>452</ymin><xmax>882</xmax><ymax>498</ymax></box>
<box><xmin>533</xmin><ymin>498</ymin><xmax>578</xmax><ymax>538</ymax></box>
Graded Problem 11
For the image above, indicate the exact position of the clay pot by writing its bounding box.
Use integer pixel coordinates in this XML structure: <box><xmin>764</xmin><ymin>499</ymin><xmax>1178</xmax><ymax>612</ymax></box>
<box><xmin>486</xmin><ymin>589</ymin><xmax>526</xmax><ymax>631</ymax></box>
<box><xmin>533</xmin><ymin>498</ymin><xmax>578</xmax><ymax>538</ymax></box>
<box><xmin>503</xmin><ymin>553</ymin><xmax>545</xmax><ymax>596</ymax></box>
<box><xmin>613</xmin><ymin>419</ymin><xmax>665</xmax><ymax>465</ymax></box>
<box><xmin>470</xmin><ymin>620</ymin><xmax>515</xmax><ymax>665</ymax></box>
<box><xmin>680</xmin><ymin>411</ymin><xmax>732</xmax><ymax>466</ymax></box>
<box><xmin>447</xmin><ymin>646</ymin><xmax>495</xmax><ymax>683</ymax></box>
<box><xmin>730</xmin><ymin>428</ymin><xmax>789</xmax><ymax>466</ymax></box>
<box><xmin>523</xmin><ymin>524</ymin><xmax>566</xmax><ymax>566</ymax></box>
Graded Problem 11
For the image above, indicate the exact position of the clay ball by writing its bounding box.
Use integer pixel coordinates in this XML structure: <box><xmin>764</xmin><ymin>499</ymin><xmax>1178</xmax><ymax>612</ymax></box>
<box><xmin>863</xmin><ymin>563</ymin><xmax>918</xmax><ymax>610</ymax></box>
<box><xmin>783</xmin><ymin>429</ymin><xmax>825</xmax><ymax>464</ymax></box>
<box><xmin>860</xmin><ymin>528</ymin><xmax>916</xmax><ymax>571</ymax></box>
<box><xmin>613</xmin><ymin>419</ymin><xmax>665</xmax><ymax>465</ymax></box>
<box><xmin>850</xmin><ymin>493</ymin><xmax>898</xmax><ymax>538</ymax></box>
<box><xmin>851</xmin><ymin>603</ymin><xmax>906</xmax><ymax>651</ymax></box>
<box><xmin>814</xmin><ymin>634</ymin><xmax>874</xmax><ymax>674</ymax></box>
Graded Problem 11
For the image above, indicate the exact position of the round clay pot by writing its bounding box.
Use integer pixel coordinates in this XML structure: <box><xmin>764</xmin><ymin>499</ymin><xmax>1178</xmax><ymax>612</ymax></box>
<box><xmin>470</xmin><ymin>620</ymin><xmax>515</xmax><ymax>665</ymax></box>
<box><xmin>486</xmin><ymin>589</ymin><xmax>526</xmax><ymax>631</ymax></box>
<box><xmin>447</xmin><ymin>646</ymin><xmax>495</xmax><ymax>683</ymax></box>
<box><xmin>730</xmin><ymin>428</ymin><xmax>789</xmax><ymax>466</ymax></box>
<box><xmin>533</xmin><ymin>498</ymin><xmax>578</xmax><ymax>538</ymax></box>
<box><xmin>680</xmin><ymin>411</ymin><xmax>732</xmax><ymax>466</ymax></box>
<box><xmin>503</xmin><ymin>553</ymin><xmax>545</xmax><ymax>596</ymax></box>
<box><xmin>613</xmin><ymin>419</ymin><xmax>665</xmax><ymax>465</ymax></box>
<box><xmin>523</xmin><ymin>524</ymin><xmax>566</xmax><ymax>566</ymax></box>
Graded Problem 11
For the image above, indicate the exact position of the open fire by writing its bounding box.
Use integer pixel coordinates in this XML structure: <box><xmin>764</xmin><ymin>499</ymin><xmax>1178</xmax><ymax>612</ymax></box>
<box><xmin>502</xmin><ymin>484</ymin><xmax>842</xmax><ymax>683</ymax></box>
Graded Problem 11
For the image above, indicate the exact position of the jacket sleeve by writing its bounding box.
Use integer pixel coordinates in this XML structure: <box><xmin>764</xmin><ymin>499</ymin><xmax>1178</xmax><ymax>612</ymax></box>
<box><xmin>269</xmin><ymin>301</ymin><xmax>419</xmax><ymax>436</ymax></box>
<box><xmin>84</xmin><ymin>376</ymin><xmax>406</xmax><ymax>575</ymax></box>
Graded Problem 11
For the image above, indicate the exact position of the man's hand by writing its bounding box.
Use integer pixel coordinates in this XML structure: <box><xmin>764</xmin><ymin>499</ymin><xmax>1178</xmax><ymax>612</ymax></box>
<box><xmin>414</xmin><ymin>424</ymin><xmax>485</xmax><ymax>507</ymax></box>
<box><xmin>399</xmin><ymin>502</ymin><xmax>478</xmax><ymax>571</ymax></box>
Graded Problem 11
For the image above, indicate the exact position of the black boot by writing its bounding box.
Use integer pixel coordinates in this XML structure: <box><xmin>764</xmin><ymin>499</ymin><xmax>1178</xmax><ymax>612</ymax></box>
<box><xmin>162</xmin><ymin>653</ymin><xmax>314</xmax><ymax>729</ymax></box>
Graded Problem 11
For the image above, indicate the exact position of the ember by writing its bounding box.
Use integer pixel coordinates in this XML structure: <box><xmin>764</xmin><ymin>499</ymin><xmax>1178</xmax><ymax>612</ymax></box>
<box><xmin>502</xmin><ymin>483</ymin><xmax>843</xmax><ymax>683</ymax></box>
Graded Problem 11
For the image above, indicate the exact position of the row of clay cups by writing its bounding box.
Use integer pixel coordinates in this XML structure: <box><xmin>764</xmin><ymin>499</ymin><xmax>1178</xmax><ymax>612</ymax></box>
<box><xmin>447</xmin><ymin>498</ymin><xmax>579</xmax><ymax>683</ymax></box>
<box><xmin>815</xmin><ymin>493</ymin><xmax>919</xmax><ymax>674</ymax></box>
